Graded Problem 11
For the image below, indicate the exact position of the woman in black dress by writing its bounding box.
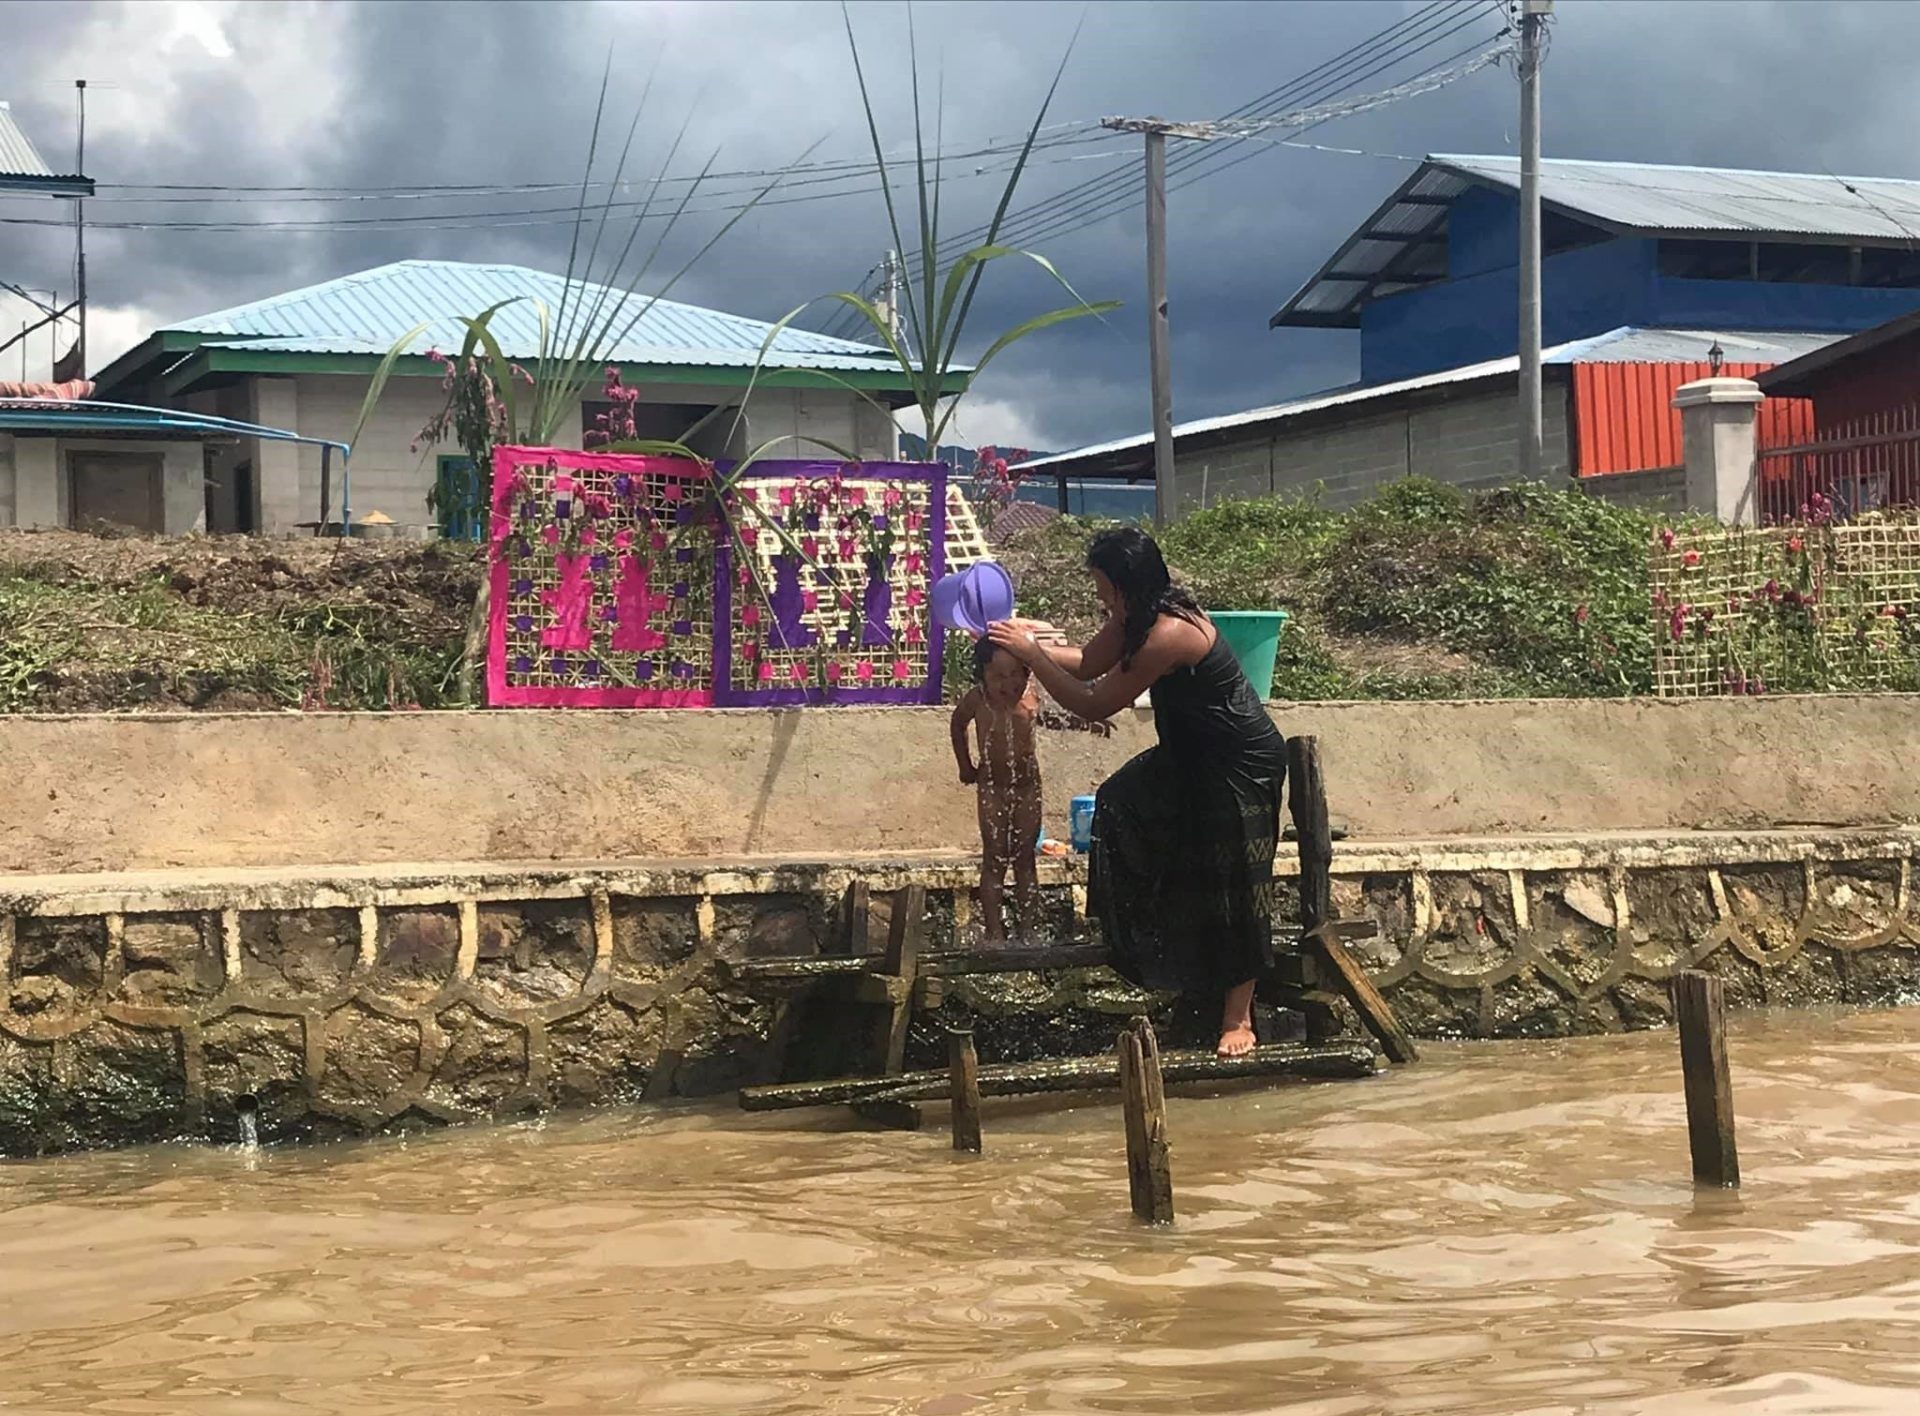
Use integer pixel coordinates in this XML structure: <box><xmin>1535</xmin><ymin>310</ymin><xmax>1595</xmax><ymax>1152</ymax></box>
<box><xmin>987</xmin><ymin>526</ymin><xmax>1287</xmax><ymax>1057</ymax></box>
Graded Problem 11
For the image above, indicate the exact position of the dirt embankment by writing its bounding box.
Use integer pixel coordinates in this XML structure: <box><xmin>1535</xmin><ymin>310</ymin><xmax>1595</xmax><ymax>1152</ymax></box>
<box><xmin>0</xmin><ymin>531</ymin><xmax>480</xmax><ymax>713</ymax></box>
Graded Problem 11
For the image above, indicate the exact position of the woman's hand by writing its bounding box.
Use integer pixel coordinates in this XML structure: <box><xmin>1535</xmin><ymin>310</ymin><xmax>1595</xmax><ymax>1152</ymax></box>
<box><xmin>998</xmin><ymin>617</ymin><xmax>1065</xmax><ymax>644</ymax></box>
<box><xmin>986</xmin><ymin>619</ymin><xmax>1045</xmax><ymax>665</ymax></box>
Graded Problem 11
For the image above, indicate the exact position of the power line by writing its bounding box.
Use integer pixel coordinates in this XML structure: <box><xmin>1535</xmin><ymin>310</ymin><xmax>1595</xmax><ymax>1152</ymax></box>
<box><xmin>947</xmin><ymin>5</ymin><xmax>1505</xmax><ymax>266</ymax></box>
<box><xmin>0</xmin><ymin>132</ymin><xmax>1137</xmax><ymax>234</ymax></box>
<box><xmin>900</xmin><ymin>0</ymin><xmax>1500</xmax><ymax>279</ymax></box>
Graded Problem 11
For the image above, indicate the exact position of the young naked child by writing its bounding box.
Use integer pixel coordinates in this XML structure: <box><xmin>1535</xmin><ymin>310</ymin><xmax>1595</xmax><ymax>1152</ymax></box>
<box><xmin>950</xmin><ymin>637</ymin><xmax>1043</xmax><ymax>944</ymax></box>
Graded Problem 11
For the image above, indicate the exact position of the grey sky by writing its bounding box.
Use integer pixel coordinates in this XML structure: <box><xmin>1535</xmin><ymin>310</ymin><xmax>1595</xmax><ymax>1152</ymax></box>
<box><xmin>3</xmin><ymin>0</ymin><xmax>1917</xmax><ymax>454</ymax></box>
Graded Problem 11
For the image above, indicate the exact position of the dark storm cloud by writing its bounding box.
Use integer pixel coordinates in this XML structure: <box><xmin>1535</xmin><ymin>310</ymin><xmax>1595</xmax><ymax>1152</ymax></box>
<box><xmin>4</xmin><ymin>0</ymin><xmax>1919</xmax><ymax>449</ymax></box>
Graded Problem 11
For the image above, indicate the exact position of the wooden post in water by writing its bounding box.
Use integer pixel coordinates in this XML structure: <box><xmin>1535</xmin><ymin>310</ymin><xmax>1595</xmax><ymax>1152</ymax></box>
<box><xmin>1287</xmin><ymin>735</ymin><xmax>1342</xmax><ymax>1045</ymax></box>
<box><xmin>1118</xmin><ymin>1016</ymin><xmax>1174</xmax><ymax>1223</ymax></box>
<box><xmin>948</xmin><ymin>1027</ymin><xmax>982</xmax><ymax>1153</ymax></box>
<box><xmin>1674</xmin><ymin>970</ymin><xmax>1739</xmax><ymax>1187</ymax></box>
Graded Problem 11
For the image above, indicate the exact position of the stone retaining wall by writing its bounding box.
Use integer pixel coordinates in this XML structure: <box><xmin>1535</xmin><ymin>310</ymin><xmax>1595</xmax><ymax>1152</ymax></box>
<box><xmin>4</xmin><ymin>828</ymin><xmax>1917</xmax><ymax>1156</ymax></box>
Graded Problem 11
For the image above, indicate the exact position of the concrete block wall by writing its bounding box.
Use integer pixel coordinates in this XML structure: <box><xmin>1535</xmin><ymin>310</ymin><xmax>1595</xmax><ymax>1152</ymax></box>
<box><xmin>1173</xmin><ymin>381</ymin><xmax>1574</xmax><ymax>513</ymax></box>
<box><xmin>1583</xmin><ymin>464</ymin><xmax>1687</xmax><ymax>514</ymax></box>
<box><xmin>0</xmin><ymin>435</ymin><xmax>205</xmax><ymax>533</ymax></box>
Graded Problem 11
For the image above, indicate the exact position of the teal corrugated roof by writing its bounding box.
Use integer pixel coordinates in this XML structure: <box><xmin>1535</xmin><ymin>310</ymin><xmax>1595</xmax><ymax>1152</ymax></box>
<box><xmin>168</xmin><ymin>260</ymin><xmax>926</xmax><ymax>374</ymax></box>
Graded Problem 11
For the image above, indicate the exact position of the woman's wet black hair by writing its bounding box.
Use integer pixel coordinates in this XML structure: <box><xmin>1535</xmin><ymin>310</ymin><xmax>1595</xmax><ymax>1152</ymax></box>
<box><xmin>1086</xmin><ymin>526</ymin><xmax>1204</xmax><ymax>668</ymax></box>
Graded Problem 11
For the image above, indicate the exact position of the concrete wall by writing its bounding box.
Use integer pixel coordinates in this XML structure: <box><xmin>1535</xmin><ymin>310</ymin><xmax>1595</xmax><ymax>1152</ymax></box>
<box><xmin>3</xmin><ymin>695</ymin><xmax>1919</xmax><ymax>874</ymax></box>
<box><xmin>1582</xmin><ymin>463</ymin><xmax>1687</xmax><ymax>514</ymax></box>
<box><xmin>226</xmin><ymin>374</ymin><xmax>902</xmax><ymax>535</ymax></box>
<box><xmin>1172</xmin><ymin>380</ymin><xmax>1573</xmax><ymax>512</ymax></box>
<box><xmin>0</xmin><ymin>436</ymin><xmax>205</xmax><ymax>533</ymax></box>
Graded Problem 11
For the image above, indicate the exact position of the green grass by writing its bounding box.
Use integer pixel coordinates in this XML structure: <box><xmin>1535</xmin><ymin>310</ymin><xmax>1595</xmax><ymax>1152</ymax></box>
<box><xmin>993</xmin><ymin>477</ymin><xmax>1678</xmax><ymax>702</ymax></box>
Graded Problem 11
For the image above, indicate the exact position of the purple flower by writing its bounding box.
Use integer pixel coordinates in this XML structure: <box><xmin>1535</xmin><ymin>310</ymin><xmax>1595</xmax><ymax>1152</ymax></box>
<box><xmin>520</xmin><ymin>501</ymin><xmax>537</xmax><ymax>521</ymax></box>
<box><xmin>674</xmin><ymin>505</ymin><xmax>694</xmax><ymax>525</ymax></box>
<box><xmin>871</xmin><ymin>515</ymin><xmax>889</xmax><ymax>531</ymax></box>
<box><xmin>614</xmin><ymin>473</ymin><xmax>634</xmax><ymax>498</ymax></box>
<box><xmin>590</xmin><ymin>554</ymin><xmax>610</xmax><ymax>573</ymax></box>
<box><xmin>583</xmin><ymin>660</ymin><xmax>602</xmax><ymax>679</ymax></box>
<box><xmin>513</xmin><ymin>578</ymin><xmax>532</xmax><ymax>596</ymax></box>
<box><xmin>671</xmin><ymin>660</ymin><xmax>693</xmax><ymax>678</ymax></box>
<box><xmin>835</xmin><ymin>630</ymin><xmax>850</xmax><ymax>647</ymax></box>
<box><xmin>672</xmin><ymin>619</ymin><xmax>692</xmax><ymax>636</ymax></box>
<box><xmin>674</xmin><ymin>548</ymin><xmax>692</xmax><ymax>563</ymax></box>
<box><xmin>601</xmin><ymin>606</ymin><xmax>619</xmax><ymax>622</ymax></box>
<box><xmin>804</xmin><ymin>513</ymin><xmax>820</xmax><ymax>531</ymax></box>
<box><xmin>514</xmin><ymin>615</ymin><xmax>532</xmax><ymax>633</ymax></box>
<box><xmin>550</xmin><ymin>657</ymin><xmax>569</xmax><ymax>676</ymax></box>
<box><xmin>512</xmin><ymin>654</ymin><xmax>532</xmax><ymax>674</ymax></box>
<box><xmin>555</xmin><ymin>499</ymin><xmax>571</xmax><ymax>519</ymax></box>
<box><xmin>635</xmin><ymin>661</ymin><xmax>654</xmax><ymax>680</ymax></box>
<box><xmin>672</xmin><ymin>581</ymin><xmax>688</xmax><ymax>597</ymax></box>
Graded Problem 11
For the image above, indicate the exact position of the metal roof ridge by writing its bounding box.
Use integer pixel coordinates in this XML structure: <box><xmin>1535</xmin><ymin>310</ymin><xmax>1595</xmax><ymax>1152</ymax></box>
<box><xmin>1431</xmin><ymin>152</ymin><xmax>1920</xmax><ymax>188</ymax></box>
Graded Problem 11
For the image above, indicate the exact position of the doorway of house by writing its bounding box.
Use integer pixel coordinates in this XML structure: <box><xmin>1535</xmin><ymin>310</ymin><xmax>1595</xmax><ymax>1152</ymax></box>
<box><xmin>68</xmin><ymin>451</ymin><xmax>165</xmax><ymax>533</ymax></box>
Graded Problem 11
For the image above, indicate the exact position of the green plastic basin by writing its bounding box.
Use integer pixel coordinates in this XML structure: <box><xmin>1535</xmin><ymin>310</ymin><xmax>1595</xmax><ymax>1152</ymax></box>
<box><xmin>1210</xmin><ymin>610</ymin><xmax>1289</xmax><ymax>701</ymax></box>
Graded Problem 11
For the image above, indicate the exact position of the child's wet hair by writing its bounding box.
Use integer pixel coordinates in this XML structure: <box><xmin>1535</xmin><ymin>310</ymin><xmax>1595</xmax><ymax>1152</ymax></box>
<box><xmin>971</xmin><ymin>635</ymin><xmax>997</xmax><ymax>683</ymax></box>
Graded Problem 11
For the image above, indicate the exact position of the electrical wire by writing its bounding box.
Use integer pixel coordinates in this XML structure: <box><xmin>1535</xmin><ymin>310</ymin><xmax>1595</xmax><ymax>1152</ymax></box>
<box><xmin>900</xmin><ymin>0</ymin><xmax>1502</xmax><ymax>280</ymax></box>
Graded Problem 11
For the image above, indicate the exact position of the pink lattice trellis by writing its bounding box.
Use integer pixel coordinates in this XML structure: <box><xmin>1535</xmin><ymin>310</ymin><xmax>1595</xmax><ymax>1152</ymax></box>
<box><xmin>488</xmin><ymin>446</ymin><xmax>717</xmax><ymax>707</ymax></box>
<box><xmin>486</xmin><ymin>448</ymin><xmax>948</xmax><ymax>708</ymax></box>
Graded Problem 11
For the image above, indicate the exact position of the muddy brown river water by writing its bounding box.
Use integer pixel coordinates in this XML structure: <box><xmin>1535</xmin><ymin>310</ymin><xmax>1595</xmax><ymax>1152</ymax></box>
<box><xmin>6</xmin><ymin>1009</ymin><xmax>1920</xmax><ymax>1414</ymax></box>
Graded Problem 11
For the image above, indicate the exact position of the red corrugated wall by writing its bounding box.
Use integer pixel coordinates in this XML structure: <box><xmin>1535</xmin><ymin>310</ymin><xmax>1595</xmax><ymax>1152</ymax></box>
<box><xmin>1571</xmin><ymin>362</ymin><xmax>1814</xmax><ymax>476</ymax></box>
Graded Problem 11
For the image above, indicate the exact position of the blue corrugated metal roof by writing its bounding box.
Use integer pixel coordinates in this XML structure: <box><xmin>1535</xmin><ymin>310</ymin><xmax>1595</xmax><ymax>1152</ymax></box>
<box><xmin>0</xmin><ymin>100</ymin><xmax>92</xmax><ymax>196</ymax></box>
<box><xmin>0</xmin><ymin>397</ymin><xmax>346</xmax><ymax>450</ymax></box>
<box><xmin>1274</xmin><ymin>156</ymin><xmax>1920</xmax><ymax>329</ymax></box>
<box><xmin>167</xmin><ymin>260</ymin><xmax>921</xmax><ymax>373</ymax></box>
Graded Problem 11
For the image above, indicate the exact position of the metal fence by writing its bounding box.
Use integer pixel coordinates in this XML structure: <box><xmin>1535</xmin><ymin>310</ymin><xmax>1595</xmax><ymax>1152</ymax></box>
<box><xmin>1756</xmin><ymin>405</ymin><xmax>1920</xmax><ymax>525</ymax></box>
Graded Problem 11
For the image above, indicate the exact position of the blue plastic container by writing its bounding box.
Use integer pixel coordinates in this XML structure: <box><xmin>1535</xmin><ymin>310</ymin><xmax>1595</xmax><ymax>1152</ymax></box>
<box><xmin>1070</xmin><ymin>795</ymin><xmax>1097</xmax><ymax>854</ymax></box>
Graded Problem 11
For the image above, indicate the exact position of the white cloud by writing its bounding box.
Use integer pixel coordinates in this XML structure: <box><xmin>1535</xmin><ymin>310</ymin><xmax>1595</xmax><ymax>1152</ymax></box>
<box><xmin>164</xmin><ymin>1</ymin><xmax>235</xmax><ymax>60</ymax></box>
<box><xmin>935</xmin><ymin>393</ymin><xmax>1060</xmax><ymax>457</ymax></box>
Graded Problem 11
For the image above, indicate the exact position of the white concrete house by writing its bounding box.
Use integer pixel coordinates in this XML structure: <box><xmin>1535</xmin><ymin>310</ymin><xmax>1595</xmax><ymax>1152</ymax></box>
<box><xmin>93</xmin><ymin>260</ymin><xmax>951</xmax><ymax>536</ymax></box>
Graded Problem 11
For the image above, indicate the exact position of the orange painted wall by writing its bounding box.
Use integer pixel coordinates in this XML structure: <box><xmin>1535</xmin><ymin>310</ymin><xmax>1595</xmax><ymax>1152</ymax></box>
<box><xmin>1571</xmin><ymin>362</ymin><xmax>1813</xmax><ymax>476</ymax></box>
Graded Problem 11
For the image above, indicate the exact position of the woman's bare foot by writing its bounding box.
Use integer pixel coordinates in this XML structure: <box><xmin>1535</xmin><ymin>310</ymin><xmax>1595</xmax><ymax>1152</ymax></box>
<box><xmin>1217</xmin><ymin>978</ymin><xmax>1258</xmax><ymax>1058</ymax></box>
<box><xmin>1216</xmin><ymin>1022</ymin><xmax>1257</xmax><ymax>1059</ymax></box>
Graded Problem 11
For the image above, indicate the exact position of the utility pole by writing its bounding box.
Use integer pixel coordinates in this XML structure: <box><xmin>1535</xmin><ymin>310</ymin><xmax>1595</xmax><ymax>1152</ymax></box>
<box><xmin>1517</xmin><ymin>1</ymin><xmax>1552</xmax><ymax>481</ymax></box>
<box><xmin>1103</xmin><ymin>117</ymin><xmax>1211</xmax><ymax>524</ymax></box>
<box><xmin>880</xmin><ymin>247</ymin><xmax>903</xmax><ymax>347</ymax></box>
<box><xmin>1143</xmin><ymin>130</ymin><xmax>1173</xmax><ymax>525</ymax></box>
<box><xmin>74</xmin><ymin>79</ymin><xmax>88</xmax><ymax>374</ymax></box>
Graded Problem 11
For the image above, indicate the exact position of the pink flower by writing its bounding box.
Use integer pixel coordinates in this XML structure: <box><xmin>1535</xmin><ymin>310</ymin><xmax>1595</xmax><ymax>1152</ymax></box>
<box><xmin>884</xmin><ymin>487</ymin><xmax>904</xmax><ymax>509</ymax></box>
<box><xmin>1787</xmin><ymin>536</ymin><xmax>1805</xmax><ymax>554</ymax></box>
<box><xmin>1682</xmin><ymin>549</ymin><xmax>1702</xmax><ymax>567</ymax></box>
<box><xmin>839</xmin><ymin>538</ymin><xmax>856</xmax><ymax>559</ymax></box>
<box><xmin>779</xmin><ymin>486</ymin><xmax>796</xmax><ymax>508</ymax></box>
<box><xmin>801</xmin><ymin>591</ymin><xmax>818</xmax><ymax>612</ymax></box>
<box><xmin>849</xmin><ymin>487</ymin><xmax>867</xmax><ymax>507</ymax></box>
<box><xmin>741</xmin><ymin>527</ymin><xmax>758</xmax><ymax>546</ymax></box>
<box><xmin>579</xmin><ymin>528</ymin><xmax>597</xmax><ymax>547</ymax></box>
<box><xmin>827</xmin><ymin>663</ymin><xmax>844</xmax><ymax>683</ymax></box>
<box><xmin>554</xmin><ymin>474</ymin><xmax>574</xmax><ymax>495</ymax></box>
<box><xmin>1659</xmin><ymin>527</ymin><xmax>1676</xmax><ymax>549</ymax></box>
<box><xmin>789</xmin><ymin>662</ymin><xmax>806</xmax><ymax>683</ymax></box>
<box><xmin>651</xmin><ymin>532</ymin><xmax>668</xmax><ymax>553</ymax></box>
<box><xmin>905</xmin><ymin>588</ymin><xmax>925</xmax><ymax>607</ymax></box>
<box><xmin>758</xmin><ymin>661</ymin><xmax>773</xmax><ymax>682</ymax></box>
<box><xmin>905</xmin><ymin>554</ymin><xmax>923</xmax><ymax>574</ymax></box>
<box><xmin>856</xmin><ymin>661</ymin><xmax>874</xmax><ymax>683</ymax></box>
<box><xmin>541</xmin><ymin>525</ymin><xmax>561</xmax><ymax>545</ymax></box>
<box><xmin>802</xmin><ymin>537</ymin><xmax>819</xmax><ymax>559</ymax></box>
<box><xmin>892</xmin><ymin>659</ymin><xmax>911</xmax><ymax>681</ymax></box>
<box><xmin>665</xmin><ymin>483</ymin><xmax>684</xmax><ymax>503</ymax></box>
<box><xmin>906</xmin><ymin>623</ymin><xmax>924</xmax><ymax>644</ymax></box>
<box><xmin>613</xmin><ymin>529</ymin><xmax>634</xmax><ymax>550</ymax></box>
<box><xmin>741</xmin><ymin>640</ymin><xmax>758</xmax><ymax>661</ymax></box>
<box><xmin>742</xmin><ymin>606</ymin><xmax>761</xmax><ymax>626</ymax></box>
<box><xmin>839</xmin><ymin>592</ymin><xmax>855</xmax><ymax>610</ymax></box>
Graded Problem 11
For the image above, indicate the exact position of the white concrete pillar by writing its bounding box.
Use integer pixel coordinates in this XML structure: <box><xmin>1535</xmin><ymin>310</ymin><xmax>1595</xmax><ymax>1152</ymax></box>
<box><xmin>12</xmin><ymin>438</ymin><xmax>59</xmax><ymax>527</ymax></box>
<box><xmin>1673</xmin><ymin>377</ymin><xmax>1765</xmax><ymax>525</ymax></box>
<box><xmin>249</xmin><ymin>377</ymin><xmax>303</xmax><ymax>534</ymax></box>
